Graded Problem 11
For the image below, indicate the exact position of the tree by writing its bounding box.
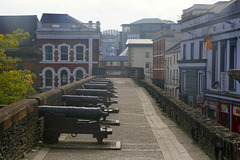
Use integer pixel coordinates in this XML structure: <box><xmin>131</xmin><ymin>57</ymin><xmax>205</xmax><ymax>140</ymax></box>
<box><xmin>0</xmin><ymin>29</ymin><xmax>36</xmax><ymax>104</ymax></box>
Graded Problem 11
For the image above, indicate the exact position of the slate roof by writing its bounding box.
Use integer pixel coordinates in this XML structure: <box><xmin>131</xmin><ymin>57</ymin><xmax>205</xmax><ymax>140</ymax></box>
<box><xmin>0</xmin><ymin>15</ymin><xmax>38</xmax><ymax>35</ymax></box>
<box><xmin>40</xmin><ymin>13</ymin><xmax>82</xmax><ymax>24</ymax></box>
<box><xmin>131</xmin><ymin>18</ymin><xmax>175</xmax><ymax>24</ymax></box>
<box><xmin>208</xmin><ymin>0</ymin><xmax>236</xmax><ymax>14</ymax></box>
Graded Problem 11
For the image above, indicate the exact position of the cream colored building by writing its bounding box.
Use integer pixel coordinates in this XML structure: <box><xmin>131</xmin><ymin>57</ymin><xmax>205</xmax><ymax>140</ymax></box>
<box><xmin>126</xmin><ymin>39</ymin><xmax>153</xmax><ymax>82</ymax></box>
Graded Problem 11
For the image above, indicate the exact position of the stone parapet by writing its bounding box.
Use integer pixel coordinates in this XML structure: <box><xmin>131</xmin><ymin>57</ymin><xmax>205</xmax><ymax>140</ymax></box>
<box><xmin>140</xmin><ymin>80</ymin><xmax>240</xmax><ymax>160</ymax></box>
<box><xmin>0</xmin><ymin>76</ymin><xmax>95</xmax><ymax>159</ymax></box>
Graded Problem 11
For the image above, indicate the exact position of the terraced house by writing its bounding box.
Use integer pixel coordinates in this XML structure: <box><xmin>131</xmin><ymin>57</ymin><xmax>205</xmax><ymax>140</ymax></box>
<box><xmin>36</xmin><ymin>13</ymin><xmax>101</xmax><ymax>91</ymax></box>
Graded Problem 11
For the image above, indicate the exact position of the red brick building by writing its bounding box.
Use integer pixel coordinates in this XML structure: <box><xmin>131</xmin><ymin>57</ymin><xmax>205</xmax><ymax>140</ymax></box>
<box><xmin>100</xmin><ymin>56</ymin><xmax>128</xmax><ymax>78</ymax></box>
<box><xmin>36</xmin><ymin>14</ymin><xmax>101</xmax><ymax>91</ymax></box>
<box><xmin>152</xmin><ymin>30</ymin><xmax>180</xmax><ymax>89</ymax></box>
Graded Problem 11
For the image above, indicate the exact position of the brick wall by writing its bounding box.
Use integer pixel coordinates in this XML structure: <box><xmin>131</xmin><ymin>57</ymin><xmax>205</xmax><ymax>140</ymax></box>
<box><xmin>140</xmin><ymin>80</ymin><xmax>240</xmax><ymax>160</ymax></box>
<box><xmin>0</xmin><ymin>76</ymin><xmax>95</xmax><ymax>159</ymax></box>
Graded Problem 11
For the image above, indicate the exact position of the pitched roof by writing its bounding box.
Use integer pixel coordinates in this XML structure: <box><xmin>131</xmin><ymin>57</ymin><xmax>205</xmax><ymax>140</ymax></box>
<box><xmin>208</xmin><ymin>0</ymin><xmax>236</xmax><ymax>14</ymax></box>
<box><xmin>0</xmin><ymin>15</ymin><xmax>38</xmax><ymax>35</ymax></box>
<box><xmin>40</xmin><ymin>13</ymin><xmax>82</xmax><ymax>24</ymax></box>
<box><xmin>131</xmin><ymin>18</ymin><xmax>175</xmax><ymax>24</ymax></box>
<box><xmin>119</xmin><ymin>47</ymin><xmax>128</xmax><ymax>56</ymax></box>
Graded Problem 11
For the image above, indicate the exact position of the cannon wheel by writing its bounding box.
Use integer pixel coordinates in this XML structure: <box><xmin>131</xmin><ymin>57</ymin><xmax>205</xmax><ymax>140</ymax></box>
<box><xmin>43</xmin><ymin>131</ymin><xmax>59</xmax><ymax>144</ymax></box>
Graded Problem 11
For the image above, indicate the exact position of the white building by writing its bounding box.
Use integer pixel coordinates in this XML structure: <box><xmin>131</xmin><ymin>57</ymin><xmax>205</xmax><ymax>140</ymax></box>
<box><xmin>165</xmin><ymin>42</ymin><xmax>180</xmax><ymax>99</ymax></box>
<box><xmin>126</xmin><ymin>39</ymin><xmax>153</xmax><ymax>82</ymax></box>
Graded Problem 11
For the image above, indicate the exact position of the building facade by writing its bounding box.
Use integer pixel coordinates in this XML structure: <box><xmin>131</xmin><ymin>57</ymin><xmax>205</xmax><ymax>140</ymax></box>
<box><xmin>36</xmin><ymin>13</ymin><xmax>101</xmax><ymax>91</ymax></box>
<box><xmin>179</xmin><ymin>0</ymin><xmax>240</xmax><ymax>134</ymax></box>
<box><xmin>164</xmin><ymin>42</ymin><xmax>180</xmax><ymax>99</ymax></box>
<box><xmin>120</xmin><ymin>18</ymin><xmax>175</xmax><ymax>53</ymax></box>
<box><xmin>126</xmin><ymin>39</ymin><xmax>153</xmax><ymax>81</ymax></box>
<box><xmin>152</xmin><ymin>30</ymin><xmax>180</xmax><ymax>89</ymax></box>
<box><xmin>100</xmin><ymin>56</ymin><xmax>128</xmax><ymax>78</ymax></box>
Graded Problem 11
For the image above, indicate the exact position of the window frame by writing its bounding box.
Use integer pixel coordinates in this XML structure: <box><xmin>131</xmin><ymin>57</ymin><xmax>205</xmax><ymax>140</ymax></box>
<box><xmin>43</xmin><ymin>44</ymin><xmax>55</xmax><ymax>61</ymax></box>
<box><xmin>74</xmin><ymin>44</ymin><xmax>86</xmax><ymax>61</ymax></box>
<box><xmin>58</xmin><ymin>44</ymin><xmax>70</xmax><ymax>61</ymax></box>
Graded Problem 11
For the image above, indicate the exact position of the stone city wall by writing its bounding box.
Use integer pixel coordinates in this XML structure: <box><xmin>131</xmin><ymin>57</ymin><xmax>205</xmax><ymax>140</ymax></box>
<box><xmin>0</xmin><ymin>76</ymin><xmax>94</xmax><ymax>159</ymax></box>
<box><xmin>140</xmin><ymin>80</ymin><xmax>240</xmax><ymax>160</ymax></box>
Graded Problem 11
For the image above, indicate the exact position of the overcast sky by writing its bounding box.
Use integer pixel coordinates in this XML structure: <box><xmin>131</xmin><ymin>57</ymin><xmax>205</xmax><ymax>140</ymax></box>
<box><xmin>0</xmin><ymin>0</ymin><xmax>226</xmax><ymax>31</ymax></box>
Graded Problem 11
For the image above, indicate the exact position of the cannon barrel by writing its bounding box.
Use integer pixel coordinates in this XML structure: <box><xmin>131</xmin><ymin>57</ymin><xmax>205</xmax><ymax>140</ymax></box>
<box><xmin>62</xmin><ymin>95</ymin><xmax>103</xmax><ymax>103</ymax></box>
<box><xmin>83</xmin><ymin>84</ymin><xmax>117</xmax><ymax>93</ymax></box>
<box><xmin>89</xmin><ymin>81</ymin><xmax>114</xmax><ymax>86</ymax></box>
<box><xmin>38</xmin><ymin>106</ymin><xmax>108</xmax><ymax>121</ymax></box>
<box><xmin>76</xmin><ymin>89</ymin><xmax>118</xmax><ymax>98</ymax></box>
<box><xmin>92</xmin><ymin>79</ymin><xmax>113</xmax><ymax>83</ymax></box>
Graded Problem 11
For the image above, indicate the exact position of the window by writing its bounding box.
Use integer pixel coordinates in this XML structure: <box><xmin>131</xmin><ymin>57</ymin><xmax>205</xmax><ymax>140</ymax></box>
<box><xmin>198</xmin><ymin>71</ymin><xmax>205</xmax><ymax>93</ymax></box>
<box><xmin>220</xmin><ymin>41</ymin><xmax>227</xmax><ymax>73</ymax></box>
<box><xmin>229</xmin><ymin>39</ymin><xmax>237</xmax><ymax>91</ymax></box>
<box><xmin>145</xmin><ymin>62</ymin><xmax>150</xmax><ymax>68</ymax></box>
<box><xmin>145</xmin><ymin>52</ymin><xmax>150</xmax><ymax>58</ymax></box>
<box><xmin>212</xmin><ymin>43</ymin><xmax>218</xmax><ymax>88</ymax></box>
<box><xmin>106</xmin><ymin>62</ymin><xmax>111</xmax><ymax>66</ymax></box>
<box><xmin>191</xmin><ymin>43</ymin><xmax>194</xmax><ymax>60</ymax></box>
<box><xmin>61</xmin><ymin>70</ymin><xmax>68</xmax><ymax>86</ymax></box>
<box><xmin>45</xmin><ymin>46</ymin><xmax>53</xmax><ymax>60</ymax></box>
<box><xmin>181</xmin><ymin>71</ymin><xmax>186</xmax><ymax>93</ymax></box>
<box><xmin>76</xmin><ymin>70</ymin><xmax>83</xmax><ymax>81</ymax></box>
<box><xmin>123</xmin><ymin>61</ymin><xmax>128</xmax><ymax>66</ymax></box>
<box><xmin>183</xmin><ymin>44</ymin><xmax>186</xmax><ymax>60</ymax></box>
<box><xmin>199</xmin><ymin>41</ymin><xmax>203</xmax><ymax>59</ymax></box>
<box><xmin>60</xmin><ymin>46</ymin><xmax>68</xmax><ymax>60</ymax></box>
<box><xmin>45</xmin><ymin>70</ymin><xmax>53</xmax><ymax>87</ymax></box>
<box><xmin>112</xmin><ymin>61</ymin><xmax>120</xmax><ymax>66</ymax></box>
<box><xmin>76</xmin><ymin>46</ymin><xmax>84</xmax><ymax>60</ymax></box>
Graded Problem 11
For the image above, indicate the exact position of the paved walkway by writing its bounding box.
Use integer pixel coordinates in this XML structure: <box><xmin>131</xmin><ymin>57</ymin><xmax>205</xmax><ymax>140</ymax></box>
<box><xmin>24</xmin><ymin>78</ymin><xmax>210</xmax><ymax>160</ymax></box>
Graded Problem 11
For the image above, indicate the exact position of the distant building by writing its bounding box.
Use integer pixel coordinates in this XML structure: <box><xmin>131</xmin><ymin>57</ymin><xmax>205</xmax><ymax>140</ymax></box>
<box><xmin>165</xmin><ymin>42</ymin><xmax>180</xmax><ymax>99</ymax></box>
<box><xmin>36</xmin><ymin>13</ymin><xmax>101</xmax><ymax>91</ymax></box>
<box><xmin>0</xmin><ymin>15</ymin><xmax>39</xmax><ymax>90</ymax></box>
<box><xmin>126</xmin><ymin>39</ymin><xmax>153</xmax><ymax>82</ymax></box>
<box><xmin>152</xmin><ymin>30</ymin><xmax>180</xmax><ymax>89</ymax></box>
<box><xmin>100</xmin><ymin>29</ymin><xmax>120</xmax><ymax>56</ymax></box>
<box><xmin>120</xmin><ymin>18</ymin><xmax>175</xmax><ymax>53</ymax></box>
<box><xmin>100</xmin><ymin>55</ymin><xmax>128</xmax><ymax>78</ymax></box>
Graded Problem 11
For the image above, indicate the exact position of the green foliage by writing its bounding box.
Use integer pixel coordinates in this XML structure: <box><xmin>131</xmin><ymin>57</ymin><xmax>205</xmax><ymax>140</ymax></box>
<box><xmin>0</xmin><ymin>29</ymin><xmax>35</xmax><ymax>105</ymax></box>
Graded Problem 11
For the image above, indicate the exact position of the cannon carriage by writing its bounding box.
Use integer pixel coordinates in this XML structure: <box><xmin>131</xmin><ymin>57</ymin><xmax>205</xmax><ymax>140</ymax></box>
<box><xmin>38</xmin><ymin>106</ymin><xmax>112</xmax><ymax>144</ymax></box>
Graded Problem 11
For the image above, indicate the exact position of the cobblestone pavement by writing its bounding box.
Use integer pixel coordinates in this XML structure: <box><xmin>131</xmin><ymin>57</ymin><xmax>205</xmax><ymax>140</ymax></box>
<box><xmin>24</xmin><ymin>78</ymin><xmax>210</xmax><ymax>160</ymax></box>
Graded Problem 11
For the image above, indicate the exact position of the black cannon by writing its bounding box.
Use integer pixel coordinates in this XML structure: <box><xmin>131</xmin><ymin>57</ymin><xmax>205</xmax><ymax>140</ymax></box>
<box><xmin>93</xmin><ymin>78</ymin><xmax>112</xmax><ymax>82</ymax></box>
<box><xmin>89</xmin><ymin>81</ymin><xmax>114</xmax><ymax>87</ymax></box>
<box><xmin>76</xmin><ymin>89</ymin><xmax>118</xmax><ymax>103</ymax></box>
<box><xmin>38</xmin><ymin>105</ymin><xmax>112</xmax><ymax>144</ymax></box>
<box><xmin>62</xmin><ymin>95</ymin><xmax>103</xmax><ymax>108</ymax></box>
<box><xmin>83</xmin><ymin>84</ymin><xmax>117</xmax><ymax>93</ymax></box>
<box><xmin>76</xmin><ymin>89</ymin><xmax>119</xmax><ymax>113</ymax></box>
<box><xmin>39</xmin><ymin>105</ymin><xmax>108</xmax><ymax>121</ymax></box>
